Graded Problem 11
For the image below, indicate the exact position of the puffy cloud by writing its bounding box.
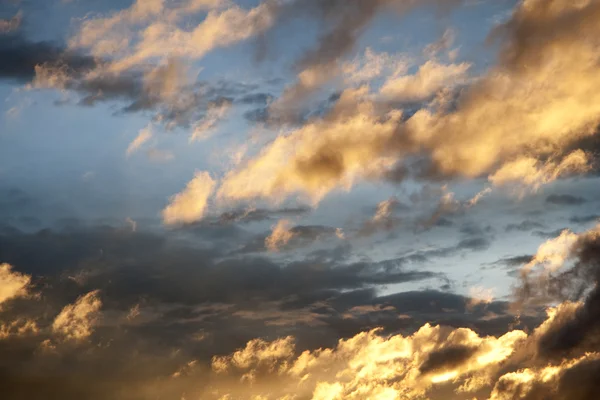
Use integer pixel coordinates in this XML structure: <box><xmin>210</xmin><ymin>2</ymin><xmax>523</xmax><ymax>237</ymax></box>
<box><xmin>0</xmin><ymin>263</ymin><xmax>31</xmax><ymax>307</ymax></box>
<box><xmin>218</xmin><ymin>86</ymin><xmax>402</xmax><ymax>204</ymax></box>
<box><xmin>266</xmin><ymin>0</ymin><xmax>464</xmax><ymax>116</ymax></box>
<box><xmin>212</xmin><ymin>335</ymin><xmax>295</xmax><ymax>376</ymax></box>
<box><xmin>488</xmin><ymin>150</ymin><xmax>591</xmax><ymax>193</ymax></box>
<box><xmin>217</xmin><ymin>0</ymin><xmax>600</xmax><ymax>206</ymax></box>
<box><xmin>69</xmin><ymin>0</ymin><xmax>227</xmax><ymax>59</ymax></box>
<box><xmin>209</xmin><ymin>323</ymin><xmax>527</xmax><ymax>399</ymax></box>
<box><xmin>467</xmin><ymin>286</ymin><xmax>495</xmax><ymax>310</ymax></box>
<box><xmin>3</xmin><ymin>222</ymin><xmax>600</xmax><ymax>399</ymax></box>
<box><xmin>0</xmin><ymin>319</ymin><xmax>38</xmax><ymax>340</ymax></box>
<box><xmin>379</xmin><ymin>60</ymin><xmax>471</xmax><ymax>103</ymax></box>
<box><xmin>407</xmin><ymin>0</ymin><xmax>600</xmax><ymax>178</ymax></box>
<box><xmin>52</xmin><ymin>290</ymin><xmax>102</xmax><ymax>341</ymax></box>
<box><xmin>488</xmin><ymin>353</ymin><xmax>600</xmax><ymax>400</ymax></box>
<box><xmin>342</xmin><ymin>47</ymin><xmax>410</xmax><ymax>85</ymax></box>
<box><xmin>525</xmin><ymin>229</ymin><xmax>580</xmax><ymax>273</ymax></box>
<box><xmin>71</xmin><ymin>1</ymin><xmax>277</xmax><ymax>73</ymax></box>
<box><xmin>162</xmin><ymin>171</ymin><xmax>216</xmax><ymax>225</ymax></box>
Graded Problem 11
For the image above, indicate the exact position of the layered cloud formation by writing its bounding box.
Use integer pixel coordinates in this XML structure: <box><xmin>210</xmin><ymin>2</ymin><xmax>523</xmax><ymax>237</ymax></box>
<box><xmin>2</xmin><ymin>0</ymin><xmax>600</xmax><ymax>398</ymax></box>
<box><xmin>0</xmin><ymin>222</ymin><xmax>599</xmax><ymax>398</ymax></box>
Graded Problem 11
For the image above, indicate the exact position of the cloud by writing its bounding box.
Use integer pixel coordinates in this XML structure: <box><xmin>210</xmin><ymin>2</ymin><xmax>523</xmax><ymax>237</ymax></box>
<box><xmin>546</xmin><ymin>194</ymin><xmax>587</xmax><ymax>206</ymax></box>
<box><xmin>265</xmin><ymin>219</ymin><xmax>295</xmax><ymax>252</ymax></box>
<box><xmin>146</xmin><ymin>147</ymin><xmax>174</xmax><ymax>163</ymax></box>
<box><xmin>162</xmin><ymin>171</ymin><xmax>216</xmax><ymax>225</ymax></box>
<box><xmin>70</xmin><ymin>0</ymin><xmax>277</xmax><ymax>72</ymax></box>
<box><xmin>215</xmin><ymin>206</ymin><xmax>311</xmax><ymax>225</ymax></box>
<box><xmin>189</xmin><ymin>100</ymin><xmax>231</xmax><ymax>142</ymax></box>
<box><xmin>492</xmin><ymin>255</ymin><xmax>534</xmax><ymax>268</ymax></box>
<box><xmin>379</xmin><ymin>60</ymin><xmax>470</xmax><ymax>103</ymax></box>
<box><xmin>210</xmin><ymin>323</ymin><xmax>527</xmax><ymax>399</ymax></box>
<box><xmin>0</xmin><ymin>263</ymin><xmax>31</xmax><ymax>307</ymax></box>
<box><xmin>215</xmin><ymin>0</ymin><xmax>600</xmax><ymax>206</ymax></box>
<box><xmin>488</xmin><ymin>150</ymin><xmax>591</xmax><ymax>193</ymax></box>
<box><xmin>0</xmin><ymin>33</ymin><xmax>265</xmax><ymax>133</ymax></box>
<box><xmin>342</xmin><ymin>47</ymin><xmax>409</xmax><ymax>85</ymax></box>
<box><xmin>357</xmin><ymin>197</ymin><xmax>403</xmax><ymax>236</ymax></box>
<box><xmin>218</xmin><ymin>86</ymin><xmax>403</xmax><ymax>204</ymax></box>
<box><xmin>424</xmin><ymin>28</ymin><xmax>457</xmax><ymax>58</ymax></box>
<box><xmin>488</xmin><ymin>353</ymin><xmax>600</xmax><ymax>400</ymax></box>
<box><xmin>524</xmin><ymin>228</ymin><xmax>580</xmax><ymax>273</ymax></box>
<box><xmin>265</xmin><ymin>0</ymin><xmax>464</xmax><ymax>117</ymax></box>
<box><xmin>0</xmin><ymin>34</ymin><xmax>96</xmax><ymax>83</ymax></box>
<box><xmin>126</xmin><ymin>125</ymin><xmax>153</xmax><ymax>156</ymax></box>
<box><xmin>30</xmin><ymin>60</ymin><xmax>261</xmax><ymax>132</ymax></box>
<box><xmin>570</xmin><ymin>215</ymin><xmax>600</xmax><ymax>225</ymax></box>
<box><xmin>505</xmin><ymin>220</ymin><xmax>545</xmax><ymax>232</ymax></box>
<box><xmin>52</xmin><ymin>290</ymin><xmax>102</xmax><ymax>341</ymax></box>
<box><xmin>0</xmin><ymin>11</ymin><xmax>21</xmax><ymax>33</ymax></box>
<box><xmin>3</xmin><ymin>221</ymin><xmax>583</xmax><ymax>399</ymax></box>
<box><xmin>0</xmin><ymin>318</ymin><xmax>38</xmax><ymax>340</ymax></box>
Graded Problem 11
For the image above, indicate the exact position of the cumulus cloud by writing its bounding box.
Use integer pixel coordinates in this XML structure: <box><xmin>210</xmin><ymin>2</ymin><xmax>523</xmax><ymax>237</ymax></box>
<box><xmin>218</xmin><ymin>86</ymin><xmax>402</xmax><ymax>204</ymax></box>
<box><xmin>342</xmin><ymin>47</ymin><xmax>409</xmax><ymax>85</ymax></box>
<box><xmin>266</xmin><ymin>0</ymin><xmax>464</xmax><ymax>117</ymax></box>
<box><xmin>215</xmin><ymin>0</ymin><xmax>600</xmax><ymax>206</ymax></box>
<box><xmin>0</xmin><ymin>263</ymin><xmax>31</xmax><ymax>307</ymax></box>
<box><xmin>52</xmin><ymin>290</ymin><xmax>102</xmax><ymax>341</ymax></box>
<box><xmin>1</xmin><ymin>220</ymin><xmax>599</xmax><ymax>399</ymax></box>
<box><xmin>0</xmin><ymin>318</ymin><xmax>38</xmax><ymax>340</ymax></box>
<box><xmin>70</xmin><ymin>0</ymin><xmax>276</xmax><ymax>72</ymax></box>
<box><xmin>379</xmin><ymin>60</ymin><xmax>470</xmax><ymax>103</ymax></box>
<box><xmin>488</xmin><ymin>150</ymin><xmax>591</xmax><ymax>193</ymax></box>
<box><xmin>162</xmin><ymin>171</ymin><xmax>216</xmax><ymax>225</ymax></box>
<box><xmin>209</xmin><ymin>323</ymin><xmax>527</xmax><ymax>399</ymax></box>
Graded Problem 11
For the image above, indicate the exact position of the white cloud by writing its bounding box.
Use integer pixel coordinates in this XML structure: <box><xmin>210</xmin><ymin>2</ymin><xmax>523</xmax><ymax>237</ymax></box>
<box><xmin>52</xmin><ymin>290</ymin><xmax>102</xmax><ymax>341</ymax></box>
<box><xmin>0</xmin><ymin>263</ymin><xmax>31</xmax><ymax>307</ymax></box>
<box><xmin>162</xmin><ymin>171</ymin><xmax>216</xmax><ymax>225</ymax></box>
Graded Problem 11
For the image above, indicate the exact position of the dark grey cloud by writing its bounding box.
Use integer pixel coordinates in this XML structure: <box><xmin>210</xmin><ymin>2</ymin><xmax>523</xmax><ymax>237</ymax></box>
<box><xmin>460</xmin><ymin>222</ymin><xmax>494</xmax><ymax>237</ymax></box>
<box><xmin>509</xmin><ymin>227</ymin><xmax>600</xmax><ymax>361</ymax></box>
<box><xmin>419</xmin><ymin>344</ymin><xmax>477</xmax><ymax>374</ymax></box>
<box><xmin>533</xmin><ymin>228</ymin><xmax>568</xmax><ymax>239</ymax></box>
<box><xmin>491</xmin><ymin>255</ymin><xmax>534</xmax><ymax>268</ymax></box>
<box><xmin>0</xmin><ymin>34</ymin><xmax>95</xmax><ymax>82</ymax></box>
<box><xmin>0</xmin><ymin>224</ymin><xmax>438</xmax><ymax>308</ymax></box>
<box><xmin>456</xmin><ymin>237</ymin><xmax>491</xmax><ymax>252</ymax></box>
<box><xmin>546</xmin><ymin>194</ymin><xmax>586</xmax><ymax>206</ymax></box>
<box><xmin>0</xmin><ymin>220</ymin><xmax>536</xmax><ymax>400</ymax></box>
<box><xmin>570</xmin><ymin>215</ymin><xmax>600</xmax><ymax>225</ymax></box>
<box><xmin>505</xmin><ymin>220</ymin><xmax>546</xmax><ymax>232</ymax></box>
<box><xmin>0</xmin><ymin>34</ymin><xmax>271</xmax><ymax>130</ymax></box>
<box><xmin>70</xmin><ymin>77</ymin><xmax>268</xmax><ymax>129</ymax></box>
<box><xmin>213</xmin><ymin>206</ymin><xmax>311</xmax><ymax>226</ymax></box>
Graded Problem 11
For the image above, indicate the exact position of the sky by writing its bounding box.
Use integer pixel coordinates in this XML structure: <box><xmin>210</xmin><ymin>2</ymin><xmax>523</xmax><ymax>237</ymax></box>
<box><xmin>1</xmin><ymin>0</ymin><xmax>600</xmax><ymax>399</ymax></box>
